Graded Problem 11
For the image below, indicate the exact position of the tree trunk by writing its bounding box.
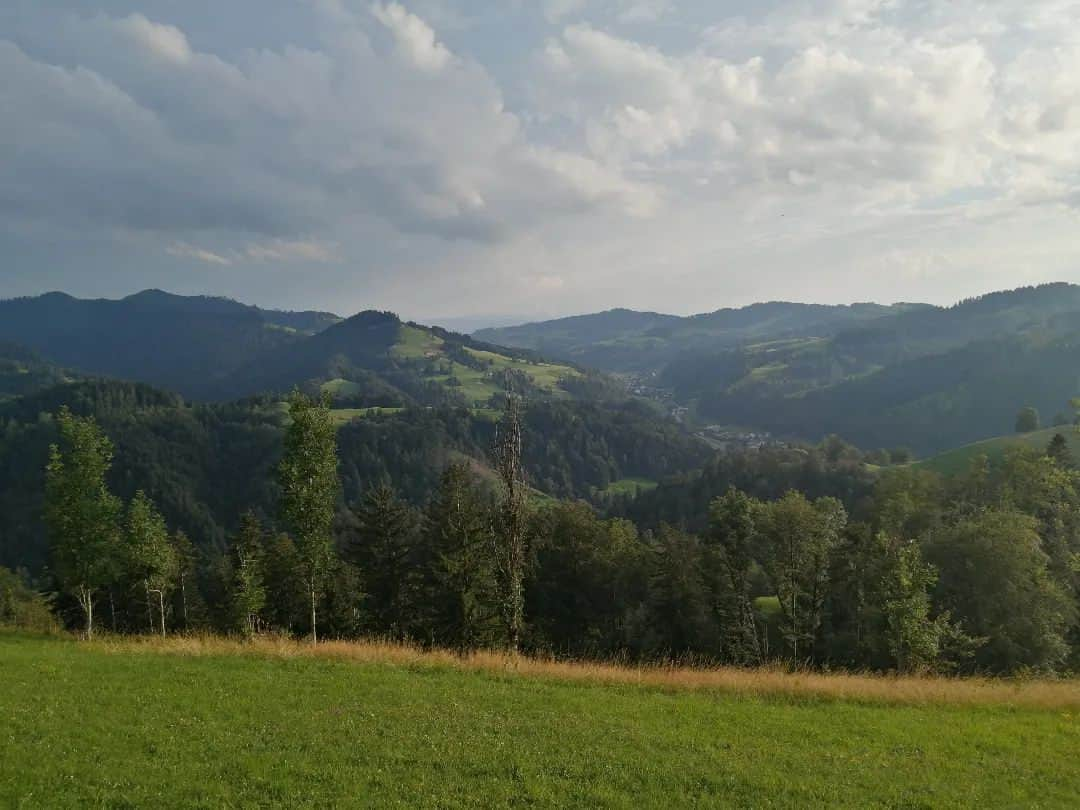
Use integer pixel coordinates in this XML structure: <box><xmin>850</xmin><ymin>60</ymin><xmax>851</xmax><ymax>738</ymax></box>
<box><xmin>80</xmin><ymin>586</ymin><xmax>94</xmax><ymax>640</ymax></box>
<box><xmin>179</xmin><ymin>573</ymin><xmax>188</xmax><ymax>630</ymax></box>
<box><xmin>310</xmin><ymin>579</ymin><xmax>318</xmax><ymax>645</ymax></box>
<box><xmin>109</xmin><ymin>588</ymin><xmax>117</xmax><ymax>632</ymax></box>
<box><xmin>157</xmin><ymin>590</ymin><xmax>166</xmax><ymax>637</ymax></box>
<box><xmin>145</xmin><ymin>582</ymin><xmax>154</xmax><ymax>634</ymax></box>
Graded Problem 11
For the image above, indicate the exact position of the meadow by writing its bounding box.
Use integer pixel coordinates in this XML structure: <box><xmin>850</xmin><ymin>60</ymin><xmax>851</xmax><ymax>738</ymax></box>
<box><xmin>2</xmin><ymin>632</ymin><xmax>1079</xmax><ymax>808</ymax></box>
<box><xmin>918</xmin><ymin>426</ymin><xmax>1080</xmax><ymax>476</ymax></box>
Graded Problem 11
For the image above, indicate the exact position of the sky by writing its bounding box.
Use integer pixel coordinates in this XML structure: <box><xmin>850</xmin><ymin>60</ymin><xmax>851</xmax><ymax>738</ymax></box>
<box><xmin>3</xmin><ymin>0</ymin><xmax>1080</xmax><ymax>325</ymax></box>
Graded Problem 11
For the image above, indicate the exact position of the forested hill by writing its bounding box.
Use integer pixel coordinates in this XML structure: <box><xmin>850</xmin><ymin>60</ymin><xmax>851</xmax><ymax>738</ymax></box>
<box><xmin>0</xmin><ymin>290</ymin><xmax>615</xmax><ymax>410</ymax></box>
<box><xmin>0</xmin><ymin>290</ymin><xmax>341</xmax><ymax>398</ymax></box>
<box><xmin>475</xmin><ymin>301</ymin><xmax>929</xmax><ymax>372</ymax></box>
<box><xmin>482</xmin><ymin>283</ymin><xmax>1080</xmax><ymax>456</ymax></box>
<box><xmin>0</xmin><ymin>379</ymin><xmax>710</xmax><ymax>572</ymax></box>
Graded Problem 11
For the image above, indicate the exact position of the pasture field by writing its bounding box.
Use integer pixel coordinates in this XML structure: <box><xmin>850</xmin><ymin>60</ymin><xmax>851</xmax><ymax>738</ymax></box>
<box><xmin>1</xmin><ymin>632</ymin><xmax>1079</xmax><ymax>808</ymax></box>
<box><xmin>918</xmin><ymin>426</ymin><xmax>1080</xmax><ymax>476</ymax></box>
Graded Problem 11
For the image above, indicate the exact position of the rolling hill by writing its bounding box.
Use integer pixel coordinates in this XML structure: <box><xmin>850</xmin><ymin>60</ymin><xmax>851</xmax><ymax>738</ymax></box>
<box><xmin>918</xmin><ymin>425</ymin><xmax>1080</xmax><ymax>477</ymax></box>
<box><xmin>0</xmin><ymin>290</ymin><xmax>341</xmax><ymax>398</ymax></box>
<box><xmin>212</xmin><ymin>310</ymin><xmax>587</xmax><ymax>411</ymax></box>
<box><xmin>476</xmin><ymin>301</ymin><xmax>928</xmax><ymax>373</ymax></box>
<box><xmin>484</xmin><ymin>284</ymin><xmax>1080</xmax><ymax>456</ymax></box>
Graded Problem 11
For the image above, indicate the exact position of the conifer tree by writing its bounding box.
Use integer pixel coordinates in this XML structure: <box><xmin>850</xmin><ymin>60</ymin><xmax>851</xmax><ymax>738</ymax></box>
<box><xmin>349</xmin><ymin>484</ymin><xmax>417</xmax><ymax>638</ymax></box>
<box><xmin>421</xmin><ymin>463</ymin><xmax>496</xmax><ymax>651</ymax></box>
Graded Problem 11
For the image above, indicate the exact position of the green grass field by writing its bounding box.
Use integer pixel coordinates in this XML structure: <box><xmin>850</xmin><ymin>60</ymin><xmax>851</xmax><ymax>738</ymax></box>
<box><xmin>2</xmin><ymin>633</ymin><xmax>1079</xmax><ymax>808</ymax></box>
<box><xmin>918</xmin><ymin>426</ymin><xmax>1080</xmax><ymax>476</ymax></box>
<box><xmin>598</xmin><ymin>477</ymin><xmax>658</xmax><ymax>497</ymax></box>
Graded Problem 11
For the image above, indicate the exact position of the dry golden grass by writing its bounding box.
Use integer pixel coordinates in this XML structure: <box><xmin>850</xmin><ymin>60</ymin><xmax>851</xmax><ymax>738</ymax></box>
<box><xmin>85</xmin><ymin>632</ymin><xmax>1080</xmax><ymax>711</ymax></box>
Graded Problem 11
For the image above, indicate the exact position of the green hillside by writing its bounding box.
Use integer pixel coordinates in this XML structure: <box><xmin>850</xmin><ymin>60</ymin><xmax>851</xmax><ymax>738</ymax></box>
<box><xmin>477</xmin><ymin>301</ymin><xmax>920</xmax><ymax>373</ymax></box>
<box><xmin>3</xmin><ymin>634</ymin><xmax>1078</xmax><ymax>808</ymax></box>
<box><xmin>918</xmin><ymin>427</ymin><xmax>1080</xmax><ymax>476</ymax></box>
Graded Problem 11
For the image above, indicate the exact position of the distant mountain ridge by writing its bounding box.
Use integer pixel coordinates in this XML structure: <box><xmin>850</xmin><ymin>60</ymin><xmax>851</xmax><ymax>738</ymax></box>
<box><xmin>0</xmin><ymin>290</ymin><xmax>342</xmax><ymax>398</ymax></box>
<box><xmin>0</xmin><ymin>290</ymin><xmax>602</xmax><ymax>410</ymax></box>
<box><xmin>475</xmin><ymin>300</ymin><xmax>932</xmax><ymax>372</ymax></box>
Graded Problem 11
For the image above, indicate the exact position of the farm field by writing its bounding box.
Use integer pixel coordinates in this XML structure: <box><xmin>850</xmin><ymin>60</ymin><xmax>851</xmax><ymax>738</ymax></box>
<box><xmin>1</xmin><ymin>633</ymin><xmax>1078</xmax><ymax>808</ymax></box>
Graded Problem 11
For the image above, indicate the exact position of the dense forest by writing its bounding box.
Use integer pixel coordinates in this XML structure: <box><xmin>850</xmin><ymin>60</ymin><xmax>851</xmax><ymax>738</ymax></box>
<box><xmin>7</xmin><ymin>387</ymin><xmax>1080</xmax><ymax>676</ymax></box>
<box><xmin>0</xmin><ymin>380</ymin><xmax>709</xmax><ymax>572</ymax></box>
<box><xmin>4</xmin><ymin>285</ymin><xmax>1080</xmax><ymax>677</ymax></box>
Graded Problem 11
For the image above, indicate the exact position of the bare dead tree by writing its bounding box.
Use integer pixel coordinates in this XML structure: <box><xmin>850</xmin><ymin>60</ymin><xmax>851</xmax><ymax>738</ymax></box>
<box><xmin>491</xmin><ymin>392</ymin><xmax>527</xmax><ymax>654</ymax></box>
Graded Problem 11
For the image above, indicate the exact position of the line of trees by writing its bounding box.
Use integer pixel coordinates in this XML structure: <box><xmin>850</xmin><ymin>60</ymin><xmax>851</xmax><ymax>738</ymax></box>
<box><xmin>35</xmin><ymin>395</ymin><xmax>1080</xmax><ymax>675</ymax></box>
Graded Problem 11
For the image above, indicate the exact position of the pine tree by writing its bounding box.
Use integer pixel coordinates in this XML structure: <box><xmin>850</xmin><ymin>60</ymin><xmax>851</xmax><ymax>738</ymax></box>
<box><xmin>420</xmin><ymin>463</ymin><xmax>497</xmax><ymax>651</ymax></box>
<box><xmin>44</xmin><ymin>407</ymin><xmax>122</xmax><ymax>638</ymax></box>
<box><xmin>349</xmin><ymin>484</ymin><xmax>418</xmax><ymax>638</ymax></box>
<box><xmin>1047</xmin><ymin>433</ymin><xmax>1074</xmax><ymax>468</ymax></box>
<box><xmin>278</xmin><ymin>390</ymin><xmax>339</xmax><ymax>644</ymax></box>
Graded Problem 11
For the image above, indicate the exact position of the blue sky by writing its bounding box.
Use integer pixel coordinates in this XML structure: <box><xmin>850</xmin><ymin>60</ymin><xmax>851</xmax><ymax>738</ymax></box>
<box><xmin>3</xmin><ymin>0</ymin><xmax>1080</xmax><ymax>323</ymax></box>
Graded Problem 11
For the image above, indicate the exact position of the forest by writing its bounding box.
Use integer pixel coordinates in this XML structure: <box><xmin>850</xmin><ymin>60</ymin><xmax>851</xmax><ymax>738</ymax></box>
<box><xmin>9</xmin><ymin>387</ymin><xmax>1080</xmax><ymax>677</ymax></box>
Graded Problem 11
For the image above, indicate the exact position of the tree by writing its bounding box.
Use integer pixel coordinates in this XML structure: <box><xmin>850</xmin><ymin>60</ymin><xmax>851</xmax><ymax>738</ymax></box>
<box><xmin>705</xmin><ymin>488</ymin><xmax>761</xmax><ymax>664</ymax></box>
<box><xmin>878</xmin><ymin>535</ymin><xmax>947</xmax><ymax>673</ymax></box>
<box><xmin>926</xmin><ymin>510</ymin><xmax>1074</xmax><ymax>672</ymax></box>
<box><xmin>172</xmin><ymin>530</ymin><xmax>197</xmax><ymax>631</ymax></box>
<box><xmin>124</xmin><ymin>491</ymin><xmax>177</xmax><ymax>637</ymax></box>
<box><xmin>278</xmin><ymin>390</ymin><xmax>339</xmax><ymax>644</ymax></box>
<box><xmin>755</xmin><ymin>492</ymin><xmax>847</xmax><ymax>663</ymax></box>
<box><xmin>1047</xmin><ymin>433</ymin><xmax>1073</xmax><ymax>468</ymax></box>
<box><xmin>644</xmin><ymin>525</ymin><xmax>714</xmax><ymax>658</ymax></box>
<box><xmin>528</xmin><ymin>502</ymin><xmax>648</xmax><ymax>657</ymax></box>
<box><xmin>348</xmin><ymin>484</ymin><xmax>418</xmax><ymax>638</ymax></box>
<box><xmin>420</xmin><ymin>463</ymin><xmax>497</xmax><ymax>651</ymax></box>
<box><xmin>1015</xmin><ymin>406</ymin><xmax>1040</xmax><ymax>434</ymax></box>
<box><xmin>491</xmin><ymin>395</ymin><xmax>528</xmax><ymax>653</ymax></box>
<box><xmin>230</xmin><ymin>512</ymin><xmax>267</xmax><ymax>637</ymax></box>
<box><xmin>44</xmin><ymin>407</ymin><xmax>122</xmax><ymax>638</ymax></box>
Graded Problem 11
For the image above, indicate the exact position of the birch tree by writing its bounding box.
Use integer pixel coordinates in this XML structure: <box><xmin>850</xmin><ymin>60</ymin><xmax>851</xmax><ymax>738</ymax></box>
<box><xmin>44</xmin><ymin>407</ymin><xmax>122</xmax><ymax>639</ymax></box>
<box><xmin>124</xmin><ymin>490</ymin><xmax>177</xmax><ymax>637</ymax></box>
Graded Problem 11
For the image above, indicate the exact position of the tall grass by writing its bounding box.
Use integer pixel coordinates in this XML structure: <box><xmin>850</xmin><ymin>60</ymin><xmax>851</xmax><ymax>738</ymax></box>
<box><xmin>89</xmin><ymin>632</ymin><xmax>1080</xmax><ymax>710</ymax></box>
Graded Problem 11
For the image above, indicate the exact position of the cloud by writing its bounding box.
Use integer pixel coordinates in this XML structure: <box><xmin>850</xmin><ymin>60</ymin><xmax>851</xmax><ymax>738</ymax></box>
<box><xmin>3</xmin><ymin>0</ymin><xmax>1080</xmax><ymax>319</ymax></box>
<box><xmin>371</xmin><ymin>2</ymin><xmax>453</xmax><ymax>71</ymax></box>
<box><xmin>244</xmin><ymin>239</ymin><xmax>340</xmax><ymax>263</ymax></box>
<box><xmin>166</xmin><ymin>242</ymin><xmax>232</xmax><ymax>266</ymax></box>
<box><xmin>0</xmin><ymin>3</ymin><xmax>641</xmax><ymax>249</ymax></box>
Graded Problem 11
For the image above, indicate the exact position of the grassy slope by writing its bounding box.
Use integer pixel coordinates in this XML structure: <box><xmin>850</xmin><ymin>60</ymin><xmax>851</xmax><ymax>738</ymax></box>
<box><xmin>2</xmin><ymin>634</ymin><xmax>1079</xmax><ymax>808</ymax></box>
<box><xmin>918</xmin><ymin>426</ymin><xmax>1080</xmax><ymax>476</ymax></box>
<box><xmin>392</xmin><ymin>325</ymin><xmax>580</xmax><ymax>409</ymax></box>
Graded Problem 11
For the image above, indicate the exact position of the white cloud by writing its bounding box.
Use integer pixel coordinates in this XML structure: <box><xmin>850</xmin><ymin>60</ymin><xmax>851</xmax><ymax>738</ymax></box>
<box><xmin>166</xmin><ymin>242</ymin><xmax>232</xmax><ymax>265</ymax></box>
<box><xmin>3</xmin><ymin>0</ymin><xmax>1080</xmax><ymax>319</ymax></box>
<box><xmin>115</xmin><ymin>14</ymin><xmax>191</xmax><ymax>64</ymax></box>
<box><xmin>371</xmin><ymin>2</ymin><xmax>453</xmax><ymax>72</ymax></box>
<box><xmin>245</xmin><ymin>239</ymin><xmax>340</xmax><ymax>263</ymax></box>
